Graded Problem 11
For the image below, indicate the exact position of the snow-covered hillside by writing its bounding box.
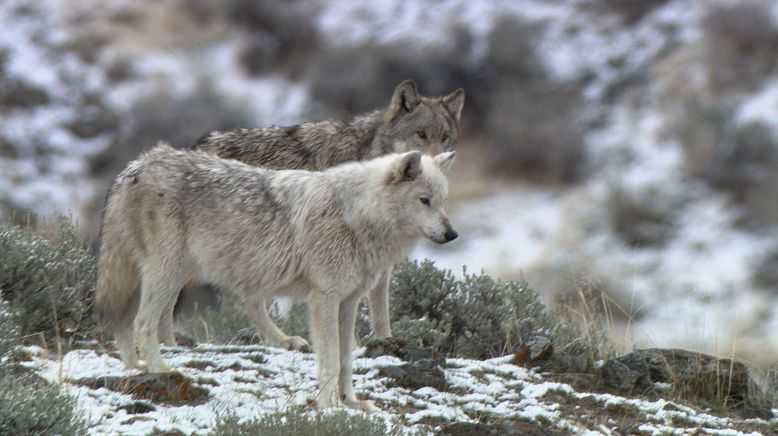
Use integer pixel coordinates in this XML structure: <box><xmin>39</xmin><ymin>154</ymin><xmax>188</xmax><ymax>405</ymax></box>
<box><xmin>20</xmin><ymin>344</ymin><xmax>778</xmax><ymax>435</ymax></box>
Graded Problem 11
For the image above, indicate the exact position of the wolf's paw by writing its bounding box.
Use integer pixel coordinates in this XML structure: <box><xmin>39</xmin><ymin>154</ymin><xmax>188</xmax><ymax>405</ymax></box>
<box><xmin>343</xmin><ymin>397</ymin><xmax>379</xmax><ymax>414</ymax></box>
<box><xmin>144</xmin><ymin>360</ymin><xmax>171</xmax><ymax>373</ymax></box>
<box><xmin>280</xmin><ymin>335</ymin><xmax>310</xmax><ymax>352</ymax></box>
<box><xmin>316</xmin><ymin>394</ymin><xmax>346</xmax><ymax>410</ymax></box>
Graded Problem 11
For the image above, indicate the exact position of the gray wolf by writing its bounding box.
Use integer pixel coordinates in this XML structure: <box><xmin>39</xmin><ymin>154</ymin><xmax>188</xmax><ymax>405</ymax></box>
<box><xmin>181</xmin><ymin>79</ymin><xmax>464</xmax><ymax>347</ymax></box>
<box><xmin>95</xmin><ymin>143</ymin><xmax>457</xmax><ymax>411</ymax></box>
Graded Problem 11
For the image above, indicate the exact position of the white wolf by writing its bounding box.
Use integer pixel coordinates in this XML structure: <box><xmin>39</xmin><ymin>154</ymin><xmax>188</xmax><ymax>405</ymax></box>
<box><xmin>95</xmin><ymin>143</ymin><xmax>457</xmax><ymax>411</ymax></box>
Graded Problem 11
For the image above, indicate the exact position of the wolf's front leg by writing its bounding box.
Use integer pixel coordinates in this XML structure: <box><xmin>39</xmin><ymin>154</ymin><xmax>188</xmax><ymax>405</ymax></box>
<box><xmin>339</xmin><ymin>292</ymin><xmax>380</xmax><ymax>413</ymax></box>
<box><xmin>243</xmin><ymin>295</ymin><xmax>309</xmax><ymax>350</ymax></box>
<box><xmin>367</xmin><ymin>269</ymin><xmax>392</xmax><ymax>338</ymax></box>
<box><xmin>309</xmin><ymin>291</ymin><xmax>343</xmax><ymax>409</ymax></box>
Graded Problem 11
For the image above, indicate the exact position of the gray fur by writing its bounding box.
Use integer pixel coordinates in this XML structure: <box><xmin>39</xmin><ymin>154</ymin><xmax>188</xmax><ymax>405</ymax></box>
<box><xmin>185</xmin><ymin>80</ymin><xmax>464</xmax><ymax>343</ymax></box>
<box><xmin>95</xmin><ymin>143</ymin><xmax>456</xmax><ymax>412</ymax></box>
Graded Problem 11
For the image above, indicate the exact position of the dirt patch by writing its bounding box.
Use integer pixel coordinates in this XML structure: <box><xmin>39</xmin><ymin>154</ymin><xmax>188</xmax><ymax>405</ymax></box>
<box><xmin>72</xmin><ymin>372</ymin><xmax>210</xmax><ymax>405</ymax></box>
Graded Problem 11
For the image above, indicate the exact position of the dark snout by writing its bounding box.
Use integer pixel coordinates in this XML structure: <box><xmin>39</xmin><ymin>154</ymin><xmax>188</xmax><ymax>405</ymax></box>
<box><xmin>444</xmin><ymin>229</ymin><xmax>458</xmax><ymax>242</ymax></box>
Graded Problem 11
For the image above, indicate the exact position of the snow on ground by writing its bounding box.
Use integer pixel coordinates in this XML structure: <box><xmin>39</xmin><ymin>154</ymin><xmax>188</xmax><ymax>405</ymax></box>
<box><xmin>20</xmin><ymin>345</ymin><xmax>777</xmax><ymax>435</ymax></box>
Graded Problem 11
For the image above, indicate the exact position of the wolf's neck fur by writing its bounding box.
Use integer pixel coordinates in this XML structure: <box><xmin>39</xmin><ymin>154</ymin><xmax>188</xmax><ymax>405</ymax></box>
<box><xmin>349</xmin><ymin>109</ymin><xmax>394</xmax><ymax>160</ymax></box>
<box><xmin>326</xmin><ymin>158</ymin><xmax>416</xmax><ymax>269</ymax></box>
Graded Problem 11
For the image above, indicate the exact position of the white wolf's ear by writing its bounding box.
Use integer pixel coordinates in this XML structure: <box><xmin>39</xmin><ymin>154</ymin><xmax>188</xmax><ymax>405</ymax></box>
<box><xmin>434</xmin><ymin>151</ymin><xmax>456</xmax><ymax>174</ymax></box>
<box><xmin>389</xmin><ymin>80</ymin><xmax>421</xmax><ymax>117</ymax></box>
<box><xmin>388</xmin><ymin>151</ymin><xmax>423</xmax><ymax>183</ymax></box>
<box><xmin>442</xmin><ymin>89</ymin><xmax>465</xmax><ymax>122</ymax></box>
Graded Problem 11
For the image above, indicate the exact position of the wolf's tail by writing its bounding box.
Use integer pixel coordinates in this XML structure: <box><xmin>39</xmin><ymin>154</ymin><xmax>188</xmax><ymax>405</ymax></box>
<box><xmin>94</xmin><ymin>183</ymin><xmax>141</xmax><ymax>337</ymax></box>
<box><xmin>95</xmin><ymin>241</ymin><xmax>140</xmax><ymax>336</ymax></box>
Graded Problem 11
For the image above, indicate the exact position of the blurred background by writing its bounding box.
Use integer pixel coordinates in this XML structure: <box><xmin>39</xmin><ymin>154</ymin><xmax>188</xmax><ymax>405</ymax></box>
<box><xmin>1</xmin><ymin>0</ymin><xmax>778</xmax><ymax>366</ymax></box>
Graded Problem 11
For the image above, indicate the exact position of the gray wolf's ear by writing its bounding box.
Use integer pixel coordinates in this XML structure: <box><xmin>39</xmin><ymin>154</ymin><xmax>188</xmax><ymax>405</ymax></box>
<box><xmin>442</xmin><ymin>89</ymin><xmax>465</xmax><ymax>122</ymax></box>
<box><xmin>388</xmin><ymin>151</ymin><xmax>423</xmax><ymax>183</ymax></box>
<box><xmin>433</xmin><ymin>151</ymin><xmax>456</xmax><ymax>174</ymax></box>
<box><xmin>389</xmin><ymin>80</ymin><xmax>421</xmax><ymax>116</ymax></box>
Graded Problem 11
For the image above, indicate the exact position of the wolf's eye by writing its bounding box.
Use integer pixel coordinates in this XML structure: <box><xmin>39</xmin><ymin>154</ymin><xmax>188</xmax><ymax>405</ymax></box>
<box><xmin>442</xmin><ymin>133</ymin><xmax>449</xmax><ymax>141</ymax></box>
<box><xmin>416</xmin><ymin>131</ymin><xmax>427</xmax><ymax>139</ymax></box>
<box><xmin>420</xmin><ymin>197</ymin><xmax>430</xmax><ymax>206</ymax></box>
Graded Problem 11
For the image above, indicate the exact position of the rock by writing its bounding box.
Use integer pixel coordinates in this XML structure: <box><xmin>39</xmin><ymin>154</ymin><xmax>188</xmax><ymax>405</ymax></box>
<box><xmin>378</xmin><ymin>358</ymin><xmax>447</xmax><ymax>391</ymax></box>
<box><xmin>600</xmin><ymin>349</ymin><xmax>652</xmax><ymax>391</ymax></box>
<box><xmin>511</xmin><ymin>335</ymin><xmax>553</xmax><ymax>366</ymax></box>
<box><xmin>600</xmin><ymin>358</ymin><xmax>642</xmax><ymax>391</ymax></box>
<box><xmin>364</xmin><ymin>337</ymin><xmax>437</xmax><ymax>362</ymax></box>
<box><xmin>601</xmin><ymin>348</ymin><xmax>768</xmax><ymax>413</ymax></box>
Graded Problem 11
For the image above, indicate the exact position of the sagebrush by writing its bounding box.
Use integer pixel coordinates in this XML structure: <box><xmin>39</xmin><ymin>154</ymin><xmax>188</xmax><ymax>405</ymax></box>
<box><xmin>0</xmin><ymin>376</ymin><xmax>88</xmax><ymax>436</ymax></box>
<box><xmin>210</xmin><ymin>408</ymin><xmax>417</xmax><ymax>436</ymax></box>
<box><xmin>389</xmin><ymin>260</ymin><xmax>601</xmax><ymax>365</ymax></box>
<box><xmin>0</xmin><ymin>217</ymin><xmax>96</xmax><ymax>345</ymax></box>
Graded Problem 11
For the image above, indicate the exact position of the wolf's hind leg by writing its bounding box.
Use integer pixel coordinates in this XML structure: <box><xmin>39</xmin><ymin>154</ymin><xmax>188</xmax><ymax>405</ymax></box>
<box><xmin>158</xmin><ymin>297</ymin><xmax>178</xmax><ymax>346</ymax></box>
<box><xmin>135</xmin><ymin>261</ymin><xmax>192</xmax><ymax>373</ymax></box>
<box><xmin>115</xmin><ymin>317</ymin><xmax>139</xmax><ymax>369</ymax></box>
<box><xmin>242</xmin><ymin>295</ymin><xmax>309</xmax><ymax>350</ymax></box>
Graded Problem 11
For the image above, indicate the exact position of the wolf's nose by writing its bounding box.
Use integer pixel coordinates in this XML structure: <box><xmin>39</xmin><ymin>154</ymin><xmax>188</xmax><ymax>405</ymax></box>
<box><xmin>444</xmin><ymin>230</ymin><xmax>458</xmax><ymax>242</ymax></box>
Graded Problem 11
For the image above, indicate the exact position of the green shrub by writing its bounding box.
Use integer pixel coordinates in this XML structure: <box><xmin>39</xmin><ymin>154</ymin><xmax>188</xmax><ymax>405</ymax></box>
<box><xmin>390</xmin><ymin>260</ymin><xmax>593</xmax><ymax>362</ymax></box>
<box><xmin>0</xmin><ymin>217</ymin><xmax>96</xmax><ymax>345</ymax></box>
<box><xmin>606</xmin><ymin>185</ymin><xmax>678</xmax><ymax>247</ymax></box>
<box><xmin>702</xmin><ymin>0</ymin><xmax>778</xmax><ymax>91</ymax></box>
<box><xmin>482</xmin><ymin>17</ymin><xmax>585</xmax><ymax>184</ymax></box>
<box><xmin>675</xmin><ymin>99</ymin><xmax>778</xmax><ymax>225</ymax></box>
<box><xmin>0</xmin><ymin>301</ymin><xmax>19</xmax><ymax>364</ymax></box>
<box><xmin>210</xmin><ymin>408</ymin><xmax>415</xmax><ymax>436</ymax></box>
<box><xmin>0</xmin><ymin>376</ymin><xmax>88</xmax><ymax>436</ymax></box>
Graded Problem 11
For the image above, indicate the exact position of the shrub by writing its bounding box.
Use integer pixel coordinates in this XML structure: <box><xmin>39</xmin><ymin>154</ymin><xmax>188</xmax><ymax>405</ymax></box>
<box><xmin>606</xmin><ymin>185</ymin><xmax>678</xmax><ymax>247</ymax></box>
<box><xmin>0</xmin><ymin>376</ymin><xmax>88</xmax><ymax>436</ymax></box>
<box><xmin>0</xmin><ymin>301</ymin><xmax>20</xmax><ymax>364</ymax></box>
<box><xmin>89</xmin><ymin>87</ymin><xmax>253</xmax><ymax>184</ymax></box>
<box><xmin>676</xmin><ymin>99</ymin><xmax>778</xmax><ymax>224</ymax></box>
<box><xmin>702</xmin><ymin>0</ymin><xmax>778</xmax><ymax>91</ymax></box>
<box><xmin>482</xmin><ymin>17</ymin><xmax>586</xmax><ymax>183</ymax></box>
<box><xmin>599</xmin><ymin>0</ymin><xmax>669</xmax><ymax>25</ymax></box>
<box><xmin>0</xmin><ymin>217</ymin><xmax>96</xmax><ymax>345</ymax></box>
<box><xmin>390</xmin><ymin>260</ymin><xmax>595</xmax><ymax>362</ymax></box>
<box><xmin>210</xmin><ymin>408</ymin><xmax>410</xmax><ymax>436</ymax></box>
<box><xmin>485</xmin><ymin>83</ymin><xmax>585</xmax><ymax>183</ymax></box>
<box><xmin>225</xmin><ymin>0</ymin><xmax>319</xmax><ymax>77</ymax></box>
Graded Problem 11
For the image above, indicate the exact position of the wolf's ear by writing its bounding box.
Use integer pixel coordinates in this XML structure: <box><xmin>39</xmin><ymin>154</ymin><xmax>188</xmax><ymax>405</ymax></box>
<box><xmin>442</xmin><ymin>89</ymin><xmax>465</xmax><ymax>122</ymax></box>
<box><xmin>388</xmin><ymin>151</ymin><xmax>423</xmax><ymax>183</ymax></box>
<box><xmin>433</xmin><ymin>151</ymin><xmax>456</xmax><ymax>174</ymax></box>
<box><xmin>389</xmin><ymin>80</ymin><xmax>421</xmax><ymax>117</ymax></box>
